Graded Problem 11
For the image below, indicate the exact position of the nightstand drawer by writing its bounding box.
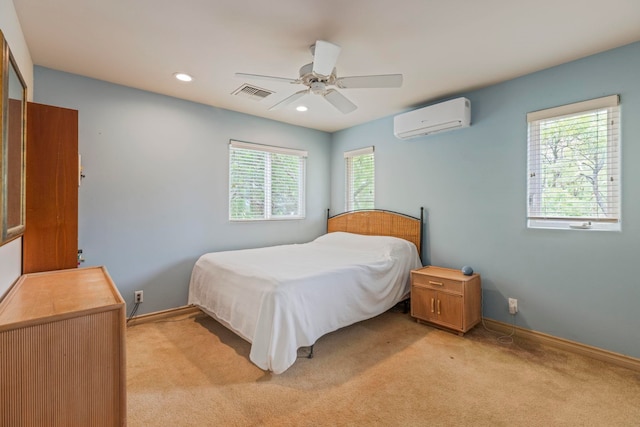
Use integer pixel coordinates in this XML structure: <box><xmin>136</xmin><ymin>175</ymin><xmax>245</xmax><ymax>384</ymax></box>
<box><xmin>411</xmin><ymin>273</ymin><xmax>463</xmax><ymax>294</ymax></box>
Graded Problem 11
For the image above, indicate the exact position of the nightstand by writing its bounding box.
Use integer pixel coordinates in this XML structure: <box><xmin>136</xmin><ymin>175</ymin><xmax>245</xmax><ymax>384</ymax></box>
<box><xmin>410</xmin><ymin>266</ymin><xmax>481</xmax><ymax>335</ymax></box>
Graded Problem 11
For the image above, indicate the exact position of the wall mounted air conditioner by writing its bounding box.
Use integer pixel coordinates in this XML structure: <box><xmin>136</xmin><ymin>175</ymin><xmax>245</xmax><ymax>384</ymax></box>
<box><xmin>393</xmin><ymin>97</ymin><xmax>471</xmax><ymax>140</ymax></box>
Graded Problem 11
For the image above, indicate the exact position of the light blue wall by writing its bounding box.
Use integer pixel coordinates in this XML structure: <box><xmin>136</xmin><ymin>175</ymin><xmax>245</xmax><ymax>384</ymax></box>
<box><xmin>331</xmin><ymin>42</ymin><xmax>640</xmax><ymax>359</ymax></box>
<box><xmin>32</xmin><ymin>41</ymin><xmax>640</xmax><ymax>359</ymax></box>
<box><xmin>33</xmin><ymin>67</ymin><xmax>332</xmax><ymax>315</ymax></box>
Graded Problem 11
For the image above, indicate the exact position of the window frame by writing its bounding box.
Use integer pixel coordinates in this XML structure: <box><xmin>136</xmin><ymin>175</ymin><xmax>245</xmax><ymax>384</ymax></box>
<box><xmin>526</xmin><ymin>95</ymin><xmax>620</xmax><ymax>231</ymax></box>
<box><xmin>228</xmin><ymin>140</ymin><xmax>307</xmax><ymax>222</ymax></box>
<box><xmin>344</xmin><ymin>146</ymin><xmax>375</xmax><ymax>211</ymax></box>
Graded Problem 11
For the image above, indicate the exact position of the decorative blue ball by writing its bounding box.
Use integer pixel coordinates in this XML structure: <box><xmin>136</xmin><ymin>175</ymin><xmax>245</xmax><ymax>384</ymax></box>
<box><xmin>461</xmin><ymin>266</ymin><xmax>474</xmax><ymax>276</ymax></box>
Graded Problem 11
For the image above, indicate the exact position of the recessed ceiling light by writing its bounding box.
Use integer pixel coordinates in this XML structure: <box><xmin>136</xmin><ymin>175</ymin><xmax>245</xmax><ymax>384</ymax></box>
<box><xmin>174</xmin><ymin>73</ymin><xmax>193</xmax><ymax>82</ymax></box>
<box><xmin>296</xmin><ymin>105</ymin><xmax>308</xmax><ymax>112</ymax></box>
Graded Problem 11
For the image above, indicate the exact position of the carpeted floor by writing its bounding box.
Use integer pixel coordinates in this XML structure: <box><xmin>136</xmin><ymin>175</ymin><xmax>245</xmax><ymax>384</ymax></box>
<box><xmin>126</xmin><ymin>309</ymin><xmax>640</xmax><ymax>426</ymax></box>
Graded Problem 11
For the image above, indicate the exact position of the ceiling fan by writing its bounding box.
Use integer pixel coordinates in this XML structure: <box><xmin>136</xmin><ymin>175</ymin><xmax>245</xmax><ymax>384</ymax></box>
<box><xmin>236</xmin><ymin>40</ymin><xmax>403</xmax><ymax>114</ymax></box>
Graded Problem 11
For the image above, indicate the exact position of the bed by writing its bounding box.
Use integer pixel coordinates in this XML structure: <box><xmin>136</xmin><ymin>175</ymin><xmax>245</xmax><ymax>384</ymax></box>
<box><xmin>188</xmin><ymin>209</ymin><xmax>423</xmax><ymax>374</ymax></box>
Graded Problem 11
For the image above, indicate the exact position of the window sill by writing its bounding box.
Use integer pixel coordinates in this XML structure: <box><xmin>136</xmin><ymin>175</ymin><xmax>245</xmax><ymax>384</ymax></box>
<box><xmin>527</xmin><ymin>219</ymin><xmax>620</xmax><ymax>232</ymax></box>
<box><xmin>230</xmin><ymin>216</ymin><xmax>306</xmax><ymax>222</ymax></box>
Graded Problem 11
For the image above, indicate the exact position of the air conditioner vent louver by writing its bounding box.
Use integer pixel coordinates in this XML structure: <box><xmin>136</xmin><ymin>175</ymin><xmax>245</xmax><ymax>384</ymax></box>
<box><xmin>232</xmin><ymin>84</ymin><xmax>274</xmax><ymax>101</ymax></box>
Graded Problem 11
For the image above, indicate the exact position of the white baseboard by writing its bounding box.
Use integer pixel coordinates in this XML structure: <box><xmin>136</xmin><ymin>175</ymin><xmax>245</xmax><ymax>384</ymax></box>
<box><xmin>483</xmin><ymin>318</ymin><xmax>640</xmax><ymax>372</ymax></box>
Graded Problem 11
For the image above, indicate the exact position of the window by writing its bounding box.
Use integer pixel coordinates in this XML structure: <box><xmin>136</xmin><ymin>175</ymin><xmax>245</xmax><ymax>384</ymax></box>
<box><xmin>527</xmin><ymin>95</ymin><xmax>620</xmax><ymax>230</ymax></box>
<box><xmin>345</xmin><ymin>146</ymin><xmax>375</xmax><ymax>211</ymax></box>
<box><xmin>229</xmin><ymin>140</ymin><xmax>306</xmax><ymax>221</ymax></box>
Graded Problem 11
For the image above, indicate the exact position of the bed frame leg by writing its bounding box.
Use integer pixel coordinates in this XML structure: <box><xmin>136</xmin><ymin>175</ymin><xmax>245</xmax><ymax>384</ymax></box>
<box><xmin>308</xmin><ymin>345</ymin><xmax>314</xmax><ymax>359</ymax></box>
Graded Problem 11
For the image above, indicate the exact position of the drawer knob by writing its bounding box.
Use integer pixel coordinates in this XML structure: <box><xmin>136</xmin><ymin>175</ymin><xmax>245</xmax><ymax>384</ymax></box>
<box><xmin>429</xmin><ymin>280</ymin><xmax>444</xmax><ymax>286</ymax></box>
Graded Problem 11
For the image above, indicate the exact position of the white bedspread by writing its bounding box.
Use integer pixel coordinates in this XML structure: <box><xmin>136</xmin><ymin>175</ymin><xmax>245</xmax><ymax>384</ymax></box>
<box><xmin>188</xmin><ymin>232</ymin><xmax>422</xmax><ymax>374</ymax></box>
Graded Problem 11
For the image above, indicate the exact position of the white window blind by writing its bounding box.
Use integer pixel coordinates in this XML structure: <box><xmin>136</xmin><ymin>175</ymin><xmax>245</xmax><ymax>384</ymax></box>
<box><xmin>345</xmin><ymin>146</ymin><xmax>375</xmax><ymax>211</ymax></box>
<box><xmin>229</xmin><ymin>140</ymin><xmax>306</xmax><ymax>221</ymax></box>
<box><xmin>527</xmin><ymin>95</ymin><xmax>620</xmax><ymax>230</ymax></box>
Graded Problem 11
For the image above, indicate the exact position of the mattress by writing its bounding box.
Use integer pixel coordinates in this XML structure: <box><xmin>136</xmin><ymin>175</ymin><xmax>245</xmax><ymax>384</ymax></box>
<box><xmin>188</xmin><ymin>231</ymin><xmax>422</xmax><ymax>373</ymax></box>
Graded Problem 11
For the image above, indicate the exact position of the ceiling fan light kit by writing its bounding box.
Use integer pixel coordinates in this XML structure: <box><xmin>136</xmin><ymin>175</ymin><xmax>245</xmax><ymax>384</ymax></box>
<box><xmin>236</xmin><ymin>40</ymin><xmax>403</xmax><ymax>114</ymax></box>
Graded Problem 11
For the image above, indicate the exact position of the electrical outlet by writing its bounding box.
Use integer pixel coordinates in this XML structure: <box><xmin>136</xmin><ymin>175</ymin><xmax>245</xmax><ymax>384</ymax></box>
<box><xmin>134</xmin><ymin>290</ymin><xmax>143</xmax><ymax>304</ymax></box>
<box><xmin>508</xmin><ymin>297</ymin><xmax>518</xmax><ymax>314</ymax></box>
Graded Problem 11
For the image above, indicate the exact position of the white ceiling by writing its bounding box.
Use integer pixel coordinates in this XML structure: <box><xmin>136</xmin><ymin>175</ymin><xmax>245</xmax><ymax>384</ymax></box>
<box><xmin>12</xmin><ymin>0</ymin><xmax>640</xmax><ymax>132</ymax></box>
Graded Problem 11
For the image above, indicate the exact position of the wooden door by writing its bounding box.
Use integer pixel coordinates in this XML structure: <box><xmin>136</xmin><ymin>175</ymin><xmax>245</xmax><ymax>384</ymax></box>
<box><xmin>23</xmin><ymin>102</ymin><xmax>78</xmax><ymax>273</ymax></box>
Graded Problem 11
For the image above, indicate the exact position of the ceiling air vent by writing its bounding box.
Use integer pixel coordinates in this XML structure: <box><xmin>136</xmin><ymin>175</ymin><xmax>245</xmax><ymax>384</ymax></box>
<box><xmin>232</xmin><ymin>84</ymin><xmax>274</xmax><ymax>101</ymax></box>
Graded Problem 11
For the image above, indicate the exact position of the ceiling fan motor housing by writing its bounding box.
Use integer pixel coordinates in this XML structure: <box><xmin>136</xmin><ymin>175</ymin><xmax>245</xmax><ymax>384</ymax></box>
<box><xmin>300</xmin><ymin>63</ymin><xmax>336</xmax><ymax>85</ymax></box>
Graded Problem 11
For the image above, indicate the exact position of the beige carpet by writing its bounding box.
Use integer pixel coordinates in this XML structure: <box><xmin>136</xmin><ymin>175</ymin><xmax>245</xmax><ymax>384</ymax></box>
<box><xmin>126</xmin><ymin>309</ymin><xmax>640</xmax><ymax>426</ymax></box>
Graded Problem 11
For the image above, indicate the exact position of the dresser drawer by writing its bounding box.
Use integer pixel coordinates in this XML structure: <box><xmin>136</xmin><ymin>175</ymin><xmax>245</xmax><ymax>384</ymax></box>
<box><xmin>411</xmin><ymin>272</ymin><xmax>463</xmax><ymax>294</ymax></box>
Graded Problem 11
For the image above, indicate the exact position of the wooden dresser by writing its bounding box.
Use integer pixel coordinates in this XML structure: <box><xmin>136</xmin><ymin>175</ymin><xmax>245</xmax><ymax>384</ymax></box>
<box><xmin>0</xmin><ymin>267</ymin><xmax>126</xmax><ymax>426</ymax></box>
<box><xmin>411</xmin><ymin>266</ymin><xmax>481</xmax><ymax>335</ymax></box>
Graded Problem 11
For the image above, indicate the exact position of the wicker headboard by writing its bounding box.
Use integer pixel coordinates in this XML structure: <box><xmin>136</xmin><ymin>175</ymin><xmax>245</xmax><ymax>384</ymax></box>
<box><xmin>327</xmin><ymin>208</ymin><xmax>423</xmax><ymax>258</ymax></box>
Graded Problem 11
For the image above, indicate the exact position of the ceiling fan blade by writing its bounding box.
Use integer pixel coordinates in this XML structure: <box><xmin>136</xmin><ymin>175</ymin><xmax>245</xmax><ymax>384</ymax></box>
<box><xmin>268</xmin><ymin>90</ymin><xmax>308</xmax><ymax>111</ymax></box>
<box><xmin>336</xmin><ymin>74</ymin><xmax>403</xmax><ymax>89</ymax></box>
<box><xmin>235</xmin><ymin>72</ymin><xmax>298</xmax><ymax>85</ymax></box>
<box><xmin>323</xmin><ymin>89</ymin><xmax>357</xmax><ymax>114</ymax></box>
<box><xmin>312</xmin><ymin>40</ymin><xmax>341</xmax><ymax>77</ymax></box>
